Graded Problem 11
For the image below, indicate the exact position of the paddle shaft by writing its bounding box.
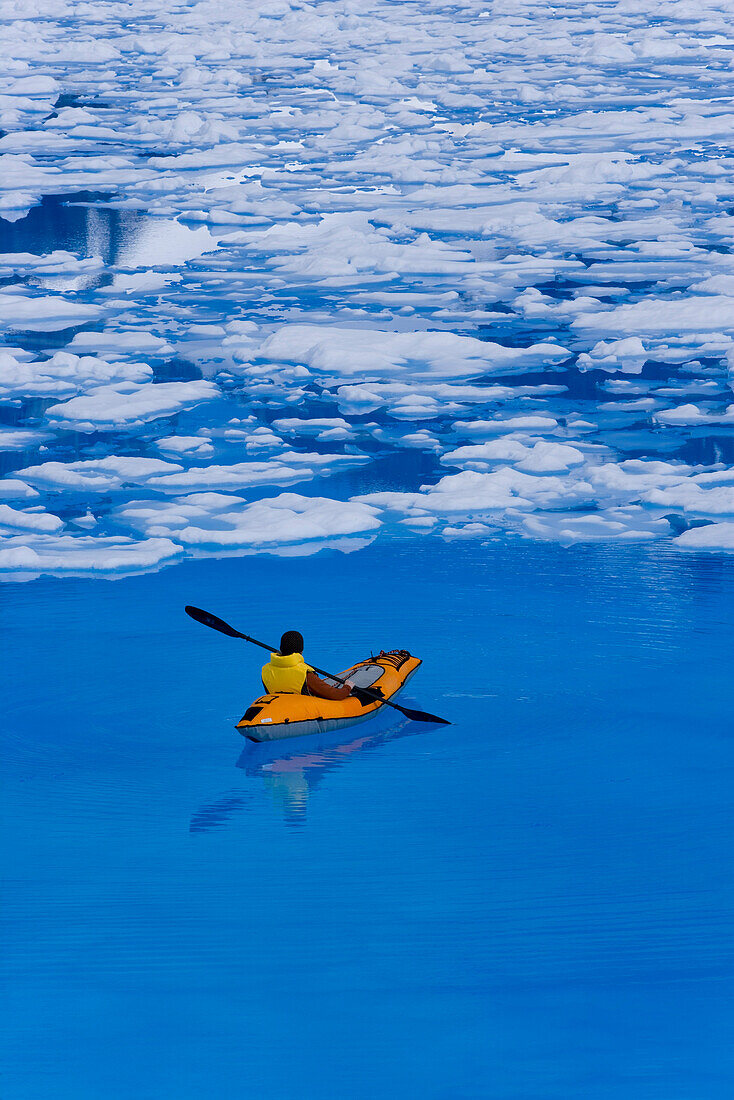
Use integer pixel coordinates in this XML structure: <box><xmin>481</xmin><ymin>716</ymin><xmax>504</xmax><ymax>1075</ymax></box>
<box><xmin>184</xmin><ymin>605</ymin><xmax>449</xmax><ymax>724</ymax></box>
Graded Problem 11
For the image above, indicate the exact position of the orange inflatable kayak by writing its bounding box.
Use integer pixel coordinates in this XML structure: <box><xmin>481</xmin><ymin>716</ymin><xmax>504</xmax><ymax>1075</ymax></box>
<box><xmin>237</xmin><ymin>649</ymin><xmax>421</xmax><ymax>741</ymax></box>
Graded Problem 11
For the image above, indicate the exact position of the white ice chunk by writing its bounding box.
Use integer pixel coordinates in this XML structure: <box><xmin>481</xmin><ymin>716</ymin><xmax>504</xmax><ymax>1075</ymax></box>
<box><xmin>155</xmin><ymin>435</ymin><xmax>215</xmax><ymax>457</ymax></box>
<box><xmin>65</xmin><ymin>331</ymin><xmax>175</xmax><ymax>359</ymax></box>
<box><xmin>45</xmin><ymin>381</ymin><xmax>220</xmax><ymax>432</ymax></box>
<box><xmin>259</xmin><ymin>325</ymin><xmax>569</xmax><ymax>380</ymax></box>
<box><xmin>115</xmin><ymin>220</ymin><xmax>222</xmax><ymax>268</ymax></box>
<box><xmin>574</xmin><ymin>296</ymin><xmax>734</xmax><ymax>336</ymax></box>
<box><xmin>0</xmin><ymin>503</ymin><xmax>63</xmax><ymax>533</ymax></box>
<box><xmin>358</xmin><ymin>467</ymin><xmax>591</xmax><ymax>518</ymax></box>
<box><xmin>272</xmin><ymin>417</ymin><xmax>355</xmax><ymax>441</ymax></box>
<box><xmin>441</xmin><ymin>439</ymin><xmax>533</xmax><ymax>470</ymax></box>
<box><xmin>0</xmin><ymin>427</ymin><xmax>49</xmax><ymax>451</ymax></box>
<box><xmin>17</xmin><ymin>456</ymin><xmax>184</xmax><ymax>493</ymax></box>
<box><xmin>0</xmin><ymin>349</ymin><xmax>152</xmax><ymax>399</ymax></box>
<box><xmin>0</xmin><ymin>479</ymin><xmax>40</xmax><ymax>501</ymax></box>
<box><xmin>514</xmin><ymin>442</ymin><xmax>586</xmax><ymax>474</ymax></box>
<box><xmin>577</xmin><ymin>337</ymin><xmax>648</xmax><ymax>374</ymax></box>
<box><xmin>116</xmin><ymin>491</ymin><xmax>380</xmax><ymax>550</ymax></box>
<box><xmin>675</xmin><ymin>523</ymin><xmax>734</xmax><ymax>551</ymax></box>
<box><xmin>441</xmin><ymin>523</ymin><xmax>494</xmax><ymax>540</ymax></box>
<box><xmin>655</xmin><ymin>403</ymin><xmax>734</xmax><ymax>426</ymax></box>
<box><xmin>522</xmin><ymin>509</ymin><xmax>668</xmax><ymax>543</ymax></box>
<box><xmin>0</xmin><ymin>536</ymin><xmax>182</xmax><ymax>578</ymax></box>
<box><xmin>145</xmin><ymin>451</ymin><xmax>369</xmax><ymax>494</ymax></box>
<box><xmin>0</xmin><ymin>289</ymin><xmax>103</xmax><ymax>331</ymax></box>
<box><xmin>452</xmin><ymin>416</ymin><xmax>559</xmax><ymax>437</ymax></box>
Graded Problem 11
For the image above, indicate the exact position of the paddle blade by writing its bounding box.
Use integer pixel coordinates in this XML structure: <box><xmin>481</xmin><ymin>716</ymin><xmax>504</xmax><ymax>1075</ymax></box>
<box><xmin>399</xmin><ymin>705</ymin><xmax>451</xmax><ymax>726</ymax></box>
<box><xmin>185</xmin><ymin>605</ymin><xmax>243</xmax><ymax>639</ymax></box>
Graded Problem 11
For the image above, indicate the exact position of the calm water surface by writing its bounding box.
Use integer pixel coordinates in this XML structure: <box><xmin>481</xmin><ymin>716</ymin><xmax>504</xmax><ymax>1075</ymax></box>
<box><xmin>3</xmin><ymin>535</ymin><xmax>734</xmax><ymax>1098</ymax></box>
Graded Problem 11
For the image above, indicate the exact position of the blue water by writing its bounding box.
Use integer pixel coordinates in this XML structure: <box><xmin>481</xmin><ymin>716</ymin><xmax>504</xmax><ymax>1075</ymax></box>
<box><xmin>4</xmin><ymin>536</ymin><xmax>734</xmax><ymax>1098</ymax></box>
<box><xmin>4</xmin><ymin>1</ymin><xmax>734</xmax><ymax>1091</ymax></box>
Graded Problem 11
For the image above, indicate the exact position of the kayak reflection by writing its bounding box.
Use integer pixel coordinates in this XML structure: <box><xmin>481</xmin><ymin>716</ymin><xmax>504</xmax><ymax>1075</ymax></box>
<box><xmin>189</xmin><ymin>790</ymin><xmax>251</xmax><ymax>833</ymax></box>
<box><xmin>190</xmin><ymin>703</ymin><xmax>439</xmax><ymax>830</ymax></box>
<box><xmin>238</xmin><ymin>704</ymin><xmax>441</xmax><ymax>824</ymax></box>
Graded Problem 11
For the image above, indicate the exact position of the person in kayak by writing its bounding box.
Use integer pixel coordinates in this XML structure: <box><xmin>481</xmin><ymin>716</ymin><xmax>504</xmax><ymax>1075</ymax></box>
<box><xmin>262</xmin><ymin>630</ymin><xmax>351</xmax><ymax>701</ymax></box>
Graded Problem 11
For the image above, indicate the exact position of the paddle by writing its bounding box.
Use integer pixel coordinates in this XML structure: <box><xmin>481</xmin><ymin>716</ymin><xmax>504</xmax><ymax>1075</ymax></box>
<box><xmin>185</xmin><ymin>605</ymin><xmax>450</xmax><ymax>725</ymax></box>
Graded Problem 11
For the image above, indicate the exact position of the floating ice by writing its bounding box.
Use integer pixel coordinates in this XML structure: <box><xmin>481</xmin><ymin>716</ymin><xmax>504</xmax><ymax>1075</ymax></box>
<box><xmin>0</xmin><ymin>535</ymin><xmax>182</xmax><ymax>580</ymax></box>
<box><xmin>334</xmin><ymin>381</ymin><xmax>562</xmax><ymax>417</ymax></box>
<box><xmin>675</xmin><ymin>523</ymin><xmax>734</xmax><ymax>551</ymax></box>
<box><xmin>45</xmin><ymin>381</ymin><xmax>220</xmax><ymax>431</ymax></box>
<box><xmin>116</xmin><ymin>492</ymin><xmax>381</xmax><ymax>551</ymax></box>
<box><xmin>64</xmin><ymin>332</ymin><xmax>175</xmax><ymax>359</ymax></box>
<box><xmin>257</xmin><ymin>325</ymin><xmax>570</xmax><ymax>381</ymax></box>
<box><xmin>0</xmin><ymin>349</ymin><xmax>152</xmax><ymax>399</ymax></box>
<box><xmin>522</xmin><ymin>510</ymin><xmax>671</xmax><ymax>544</ymax></box>
<box><xmin>577</xmin><ymin>338</ymin><xmax>649</xmax><ymax>375</ymax></box>
<box><xmin>441</xmin><ymin>440</ymin><xmax>536</xmax><ymax>471</ymax></box>
<box><xmin>0</xmin><ymin>427</ymin><xmax>49</xmax><ymax>450</ymax></box>
<box><xmin>17</xmin><ymin>457</ymin><xmax>183</xmax><ymax>494</ymax></box>
<box><xmin>145</xmin><ymin>451</ymin><xmax>370</xmax><ymax>494</ymax></box>
<box><xmin>2</xmin><ymin>0</ymin><xmax>734</xmax><ymax>568</ymax></box>
<box><xmin>0</xmin><ymin>503</ymin><xmax>62</xmax><ymax>533</ymax></box>
<box><xmin>0</xmin><ymin>479</ymin><xmax>40</xmax><ymax>501</ymax></box>
<box><xmin>0</xmin><ymin>289</ymin><xmax>103</xmax><ymax>331</ymax></box>
<box><xmin>358</xmin><ymin>467</ymin><xmax>593</xmax><ymax>520</ymax></box>
<box><xmin>573</xmin><ymin>297</ymin><xmax>734</xmax><ymax>337</ymax></box>
<box><xmin>514</xmin><ymin>442</ymin><xmax>586</xmax><ymax>475</ymax></box>
<box><xmin>114</xmin><ymin>219</ymin><xmax>222</xmax><ymax>268</ymax></box>
<box><xmin>0</xmin><ymin>250</ymin><xmax>103</xmax><ymax>277</ymax></box>
<box><xmin>155</xmin><ymin>435</ymin><xmax>216</xmax><ymax>457</ymax></box>
<box><xmin>237</xmin><ymin>212</ymin><xmax>496</xmax><ymax>282</ymax></box>
<box><xmin>655</xmin><ymin>404</ymin><xmax>734</xmax><ymax>426</ymax></box>
<box><xmin>452</xmin><ymin>417</ymin><xmax>560</xmax><ymax>438</ymax></box>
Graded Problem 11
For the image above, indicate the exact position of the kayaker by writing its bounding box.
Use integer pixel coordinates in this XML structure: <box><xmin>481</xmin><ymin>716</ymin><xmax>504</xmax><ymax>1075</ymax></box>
<box><xmin>262</xmin><ymin>630</ymin><xmax>351</xmax><ymax>701</ymax></box>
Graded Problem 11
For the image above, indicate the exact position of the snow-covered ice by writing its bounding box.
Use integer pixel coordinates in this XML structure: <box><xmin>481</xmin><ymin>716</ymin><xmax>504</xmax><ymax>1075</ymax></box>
<box><xmin>3</xmin><ymin>0</ymin><xmax>734</xmax><ymax>576</ymax></box>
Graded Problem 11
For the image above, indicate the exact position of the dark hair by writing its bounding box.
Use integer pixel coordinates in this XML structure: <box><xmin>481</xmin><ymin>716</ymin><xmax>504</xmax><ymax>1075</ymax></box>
<box><xmin>280</xmin><ymin>630</ymin><xmax>304</xmax><ymax>656</ymax></box>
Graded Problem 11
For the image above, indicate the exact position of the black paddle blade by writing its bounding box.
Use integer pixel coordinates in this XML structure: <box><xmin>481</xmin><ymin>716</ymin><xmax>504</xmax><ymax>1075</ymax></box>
<box><xmin>398</xmin><ymin>705</ymin><xmax>451</xmax><ymax>725</ymax></box>
<box><xmin>185</xmin><ymin>605</ymin><xmax>244</xmax><ymax>639</ymax></box>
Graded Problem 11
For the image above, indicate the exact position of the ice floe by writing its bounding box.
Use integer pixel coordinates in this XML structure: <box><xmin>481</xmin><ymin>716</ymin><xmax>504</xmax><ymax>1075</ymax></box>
<box><xmin>2</xmin><ymin>0</ymin><xmax>734</xmax><ymax>573</ymax></box>
<box><xmin>0</xmin><ymin>503</ymin><xmax>62</xmax><ymax>533</ymax></box>
<box><xmin>16</xmin><ymin>456</ymin><xmax>183</xmax><ymax>493</ymax></box>
<box><xmin>144</xmin><ymin>451</ymin><xmax>370</xmax><ymax>494</ymax></box>
<box><xmin>675</xmin><ymin>523</ymin><xmax>734</xmax><ymax>551</ymax></box>
<box><xmin>0</xmin><ymin>349</ymin><xmax>152</xmax><ymax>399</ymax></box>
<box><xmin>255</xmin><ymin>325</ymin><xmax>570</xmax><ymax>381</ymax></box>
<box><xmin>44</xmin><ymin>381</ymin><xmax>219</xmax><ymax>431</ymax></box>
<box><xmin>0</xmin><ymin>427</ymin><xmax>49</xmax><ymax>450</ymax></box>
<box><xmin>0</xmin><ymin>535</ymin><xmax>182</xmax><ymax>580</ymax></box>
<box><xmin>655</xmin><ymin>404</ymin><xmax>734</xmax><ymax>427</ymax></box>
<box><xmin>0</xmin><ymin>288</ymin><xmax>103</xmax><ymax>331</ymax></box>
<box><xmin>115</xmin><ymin>492</ymin><xmax>380</xmax><ymax>552</ymax></box>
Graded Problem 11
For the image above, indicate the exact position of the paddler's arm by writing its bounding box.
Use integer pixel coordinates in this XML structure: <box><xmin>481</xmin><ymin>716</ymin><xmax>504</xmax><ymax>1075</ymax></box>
<box><xmin>305</xmin><ymin>671</ymin><xmax>351</xmax><ymax>701</ymax></box>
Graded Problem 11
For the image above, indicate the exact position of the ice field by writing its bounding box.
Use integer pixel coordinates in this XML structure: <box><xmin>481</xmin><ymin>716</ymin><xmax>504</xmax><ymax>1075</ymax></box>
<box><xmin>2</xmin><ymin>0</ymin><xmax>734</xmax><ymax>1095</ymax></box>
<box><xmin>2</xmin><ymin>0</ymin><xmax>734</xmax><ymax>570</ymax></box>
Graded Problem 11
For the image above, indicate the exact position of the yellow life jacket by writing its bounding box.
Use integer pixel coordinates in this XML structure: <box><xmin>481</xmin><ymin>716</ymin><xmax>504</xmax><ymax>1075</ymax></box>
<box><xmin>261</xmin><ymin>652</ymin><xmax>313</xmax><ymax>695</ymax></box>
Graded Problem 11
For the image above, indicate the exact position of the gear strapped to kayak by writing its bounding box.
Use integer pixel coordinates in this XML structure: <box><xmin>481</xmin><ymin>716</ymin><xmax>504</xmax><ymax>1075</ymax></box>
<box><xmin>238</xmin><ymin>650</ymin><xmax>421</xmax><ymax>741</ymax></box>
<box><xmin>184</xmin><ymin>605</ymin><xmax>450</xmax><ymax>731</ymax></box>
